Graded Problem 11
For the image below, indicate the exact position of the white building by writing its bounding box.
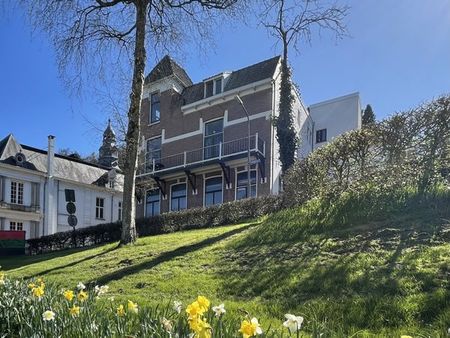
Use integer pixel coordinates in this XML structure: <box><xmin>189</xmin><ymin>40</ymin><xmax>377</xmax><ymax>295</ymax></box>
<box><xmin>0</xmin><ymin>123</ymin><xmax>123</xmax><ymax>239</ymax></box>
<box><xmin>298</xmin><ymin>92</ymin><xmax>362</xmax><ymax>158</ymax></box>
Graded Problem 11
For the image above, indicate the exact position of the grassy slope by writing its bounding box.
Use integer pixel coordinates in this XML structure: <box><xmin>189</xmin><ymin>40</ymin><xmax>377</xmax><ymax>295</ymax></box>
<box><xmin>1</xmin><ymin>192</ymin><xmax>449</xmax><ymax>336</ymax></box>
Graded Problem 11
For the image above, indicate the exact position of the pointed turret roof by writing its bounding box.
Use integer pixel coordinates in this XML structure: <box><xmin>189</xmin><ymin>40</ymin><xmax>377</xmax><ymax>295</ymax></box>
<box><xmin>145</xmin><ymin>55</ymin><xmax>193</xmax><ymax>87</ymax></box>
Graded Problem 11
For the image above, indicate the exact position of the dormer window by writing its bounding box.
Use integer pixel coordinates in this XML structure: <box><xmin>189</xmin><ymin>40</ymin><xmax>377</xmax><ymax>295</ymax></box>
<box><xmin>204</xmin><ymin>76</ymin><xmax>224</xmax><ymax>98</ymax></box>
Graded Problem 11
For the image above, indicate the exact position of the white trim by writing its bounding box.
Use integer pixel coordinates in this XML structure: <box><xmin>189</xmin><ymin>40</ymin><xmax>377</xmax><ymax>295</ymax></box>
<box><xmin>144</xmin><ymin>188</ymin><xmax>161</xmax><ymax>217</ymax></box>
<box><xmin>203</xmin><ymin>174</ymin><xmax>224</xmax><ymax>207</ymax></box>
<box><xmin>0</xmin><ymin>162</ymin><xmax>46</xmax><ymax>177</ymax></box>
<box><xmin>162</xmin><ymin>118</ymin><xmax>204</xmax><ymax>144</ymax></box>
<box><xmin>160</xmin><ymin>110</ymin><xmax>270</xmax><ymax>145</ymax></box>
<box><xmin>182</xmin><ymin>78</ymin><xmax>272</xmax><ymax>115</ymax></box>
<box><xmin>169</xmin><ymin>182</ymin><xmax>187</xmax><ymax>212</ymax></box>
<box><xmin>234</xmin><ymin>166</ymin><xmax>258</xmax><ymax>201</ymax></box>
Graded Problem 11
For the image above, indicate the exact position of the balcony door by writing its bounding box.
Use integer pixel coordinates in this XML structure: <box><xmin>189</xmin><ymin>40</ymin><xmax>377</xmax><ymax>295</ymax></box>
<box><xmin>204</xmin><ymin>118</ymin><xmax>223</xmax><ymax>160</ymax></box>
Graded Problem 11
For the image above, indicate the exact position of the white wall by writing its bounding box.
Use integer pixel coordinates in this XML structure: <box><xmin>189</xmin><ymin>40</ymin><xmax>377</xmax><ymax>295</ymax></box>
<box><xmin>297</xmin><ymin>92</ymin><xmax>361</xmax><ymax>158</ymax></box>
<box><xmin>56</xmin><ymin>180</ymin><xmax>122</xmax><ymax>233</ymax></box>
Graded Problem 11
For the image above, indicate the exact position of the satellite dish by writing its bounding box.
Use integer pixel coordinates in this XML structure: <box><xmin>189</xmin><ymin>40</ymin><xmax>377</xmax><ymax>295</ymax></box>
<box><xmin>15</xmin><ymin>152</ymin><xmax>26</xmax><ymax>166</ymax></box>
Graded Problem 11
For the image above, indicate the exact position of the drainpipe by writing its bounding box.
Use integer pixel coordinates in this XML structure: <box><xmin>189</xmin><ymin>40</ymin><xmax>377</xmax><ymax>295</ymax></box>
<box><xmin>44</xmin><ymin>135</ymin><xmax>56</xmax><ymax>235</ymax></box>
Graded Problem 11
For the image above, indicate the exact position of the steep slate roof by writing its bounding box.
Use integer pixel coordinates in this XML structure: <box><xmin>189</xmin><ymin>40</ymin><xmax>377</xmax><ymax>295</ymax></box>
<box><xmin>145</xmin><ymin>55</ymin><xmax>193</xmax><ymax>87</ymax></box>
<box><xmin>181</xmin><ymin>55</ymin><xmax>281</xmax><ymax>106</ymax></box>
<box><xmin>0</xmin><ymin>134</ymin><xmax>123</xmax><ymax>191</ymax></box>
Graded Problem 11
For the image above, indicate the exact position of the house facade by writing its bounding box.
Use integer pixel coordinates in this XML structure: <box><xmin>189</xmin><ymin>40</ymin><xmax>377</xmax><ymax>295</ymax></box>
<box><xmin>0</xmin><ymin>123</ymin><xmax>123</xmax><ymax>240</ymax></box>
<box><xmin>135</xmin><ymin>55</ymin><xmax>361</xmax><ymax>217</ymax></box>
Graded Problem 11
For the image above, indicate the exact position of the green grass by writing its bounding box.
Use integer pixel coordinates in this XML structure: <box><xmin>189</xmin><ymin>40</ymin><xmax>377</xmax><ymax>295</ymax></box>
<box><xmin>1</xmin><ymin>190</ymin><xmax>450</xmax><ymax>337</ymax></box>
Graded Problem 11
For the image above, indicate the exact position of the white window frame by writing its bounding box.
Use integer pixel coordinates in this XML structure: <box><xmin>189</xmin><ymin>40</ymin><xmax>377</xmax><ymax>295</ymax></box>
<box><xmin>145</xmin><ymin>188</ymin><xmax>161</xmax><ymax>217</ymax></box>
<box><xmin>234</xmin><ymin>166</ymin><xmax>258</xmax><ymax>201</ymax></box>
<box><xmin>10</xmin><ymin>181</ymin><xmax>24</xmax><ymax>205</ymax></box>
<box><xmin>204</xmin><ymin>76</ymin><xmax>224</xmax><ymax>98</ymax></box>
<box><xmin>203</xmin><ymin>174</ymin><xmax>224</xmax><ymax>207</ymax></box>
<box><xmin>9</xmin><ymin>221</ymin><xmax>23</xmax><ymax>231</ymax></box>
<box><xmin>95</xmin><ymin>197</ymin><xmax>105</xmax><ymax>220</ymax></box>
<box><xmin>169</xmin><ymin>182</ymin><xmax>187</xmax><ymax>212</ymax></box>
<box><xmin>203</xmin><ymin>117</ymin><xmax>224</xmax><ymax>160</ymax></box>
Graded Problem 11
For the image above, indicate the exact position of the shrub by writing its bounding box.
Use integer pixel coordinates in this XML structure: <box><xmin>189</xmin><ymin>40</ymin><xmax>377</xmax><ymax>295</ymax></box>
<box><xmin>27</xmin><ymin>195</ymin><xmax>283</xmax><ymax>255</ymax></box>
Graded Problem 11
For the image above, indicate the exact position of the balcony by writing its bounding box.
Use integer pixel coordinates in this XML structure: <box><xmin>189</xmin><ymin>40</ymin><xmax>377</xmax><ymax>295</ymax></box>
<box><xmin>0</xmin><ymin>201</ymin><xmax>40</xmax><ymax>213</ymax></box>
<box><xmin>137</xmin><ymin>134</ymin><xmax>265</xmax><ymax>178</ymax></box>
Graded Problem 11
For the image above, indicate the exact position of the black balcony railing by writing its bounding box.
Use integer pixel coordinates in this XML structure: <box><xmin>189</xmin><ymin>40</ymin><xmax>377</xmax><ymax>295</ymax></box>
<box><xmin>138</xmin><ymin>134</ymin><xmax>265</xmax><ymax>177</ymax></box>
<box><xmin>0</xmin><ymin>201</ymin><xmax>40</xmax><ymax>213</ymax></box>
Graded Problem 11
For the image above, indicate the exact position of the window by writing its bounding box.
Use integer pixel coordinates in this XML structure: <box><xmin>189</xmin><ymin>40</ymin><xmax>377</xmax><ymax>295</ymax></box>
<box><xmin>205</xmin><ymin>80</ymin><xmax>214</xmax><ymax>98</ymax></box>
<box><xmin>171</xmin><ymin>184</ymin><xmax>187</xmax><ymax>212</ymax></box>
<box><xmin>214</xmin><ymin>78</ymin><xmax>222</xmax><ymax>95</ymax></box>
<box><xmin>9</xmin><ymin>221</ymin><xmax>23</xmax><ymax>231</ymax></box>
<box><xmin>205</xmin><ymin>177</ymin><xmax>223</xmax><ymax>206</ymax></box>
<box><xmin>146</xmin><ymin>137</ymin><xmax>162</xmax><ymax>166</ymax></box>
<box><xmin>96</xmin><ymin>197</ymin><xmax>105</xmax><ymax>219</ymax></box>
<box><xmin>316</xmin><ymin>129</ymin><xmax>327</xmax><ymax>143</ymax></box>
<box><xmin>145</xmin><ymin>189</ymin><xmax>160</xmax><ymax>217</ymax></box>
<box><xmin>149</xmin><ymin>92</ymin><xmax>161</xmax><ymax>124</ymax></box>
<box><xmin>10</xmin><ymin>181</ymin><xmax>24</xmax><ymax>205</ymax></box>
<box><xmin>236</xmin><ymin>170</ymin><xmax>257</xmax><ymax>200</ymax></box>
<box><xmin>118</xmin><ymin>201</ymin><xmax>122</xmax><ymax>221</ymax></box>
<box><xmin>204</xmin><ymin>119</ymin><xmax>223</xmax><ymax>159</ymax></box>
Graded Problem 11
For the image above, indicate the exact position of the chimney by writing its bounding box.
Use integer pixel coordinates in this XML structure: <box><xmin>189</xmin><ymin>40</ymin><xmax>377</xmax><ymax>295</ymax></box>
<box><xmin>47</xmin><ymin>135</ymin><xmax>55</xmax><ymax>177</ymax></box>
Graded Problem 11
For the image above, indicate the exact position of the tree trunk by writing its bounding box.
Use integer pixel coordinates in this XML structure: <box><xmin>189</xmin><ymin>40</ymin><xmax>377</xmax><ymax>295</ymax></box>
<box><xmin>120</xmin><ymin>0</ymin><xmax>148</xmax><ymax>245</ymax></box>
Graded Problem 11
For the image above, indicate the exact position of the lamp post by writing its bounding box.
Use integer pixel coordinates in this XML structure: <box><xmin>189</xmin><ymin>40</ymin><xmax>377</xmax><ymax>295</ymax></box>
<box><xmin>234</xmin><ymin>95</ymin><xmax>252</xmax><ymax>199</ymax></box>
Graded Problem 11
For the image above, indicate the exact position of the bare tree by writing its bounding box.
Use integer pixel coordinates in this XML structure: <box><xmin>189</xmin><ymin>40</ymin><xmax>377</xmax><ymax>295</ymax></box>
<box><xmin>18</xmin><ymin>0</ymin><xmax>239</xmax><ymax>245</ymax></box>
<box><xmin>260</xmin><ymin>0</ymin><xmax>349</xmax><ymax>174</ymax></box>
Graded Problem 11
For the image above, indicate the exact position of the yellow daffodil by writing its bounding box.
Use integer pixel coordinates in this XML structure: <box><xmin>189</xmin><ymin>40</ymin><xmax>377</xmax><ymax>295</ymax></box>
<box><xmin>32</xmin><ymin>286</ymin><xmax>45</xmax><ymax>298</ymax></box>
<box><xmin>239</xmin><ymin>318</ymin><xmax>263</xmax><ymax>338</ymax></box>
<box><xmin>127</xmin><ymin>300</ymin><xmax>139</xmax><ymax>314</ymax></box>
<box><xmin>400</xmin><ymin>336</ymin><xmax>413</xmax><ymax>338</ymax></box>
<box><xmin>189</xmin><ymin>316</ymin><xmax>212</xmax><ymax>338</ymax></box>
<box><xmin>42</xmin><ymin>310</ymin><xmax>55</xmax><ymax>321</ymax></box>
<box><xmin>69</xmin><ymin>305</ymin><xmax>80</xmax><ymax>317</ymax></box>
<box><xmin>28</xmin><ymin>282</ymin><xmax>36</xmax><ymax>289</ymax></box>
<box><xmin>186</xmin><ymin>301</ymin><xmax>204</xmax><ymax>318</ymax></box>
<box><xmin>77</xmin><ymin>290</ymin><xmax>88</xmax><ymax>302</ymax></box>
<box><xmin>197</xmin><ymin>296</ymin><xmax>210</xmax><ymax>312</ymax></box>
<box><xmin>63</xmin><ymin>290</ymin><xmax>74</xmax><ymax>301</ymax></box>
<box><xmin>117</xmin><ymin>304</ymin><xmax>125</xmax><ymax>317</ymax></box>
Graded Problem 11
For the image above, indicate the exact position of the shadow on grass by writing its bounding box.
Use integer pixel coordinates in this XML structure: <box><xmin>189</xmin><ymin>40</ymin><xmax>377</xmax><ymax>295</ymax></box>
<box><xmin>215</xmin><ymin>199</ymin><xmax>450</xmax><ymax>332</ymax></box>
<box><xmin>23</xmin><ymin>245</ymin><xmax>119</xmax><ymax>279</ymax></box>
<box><xmin>91</xmin><ymin>223</ymin><xmax>256</xmax><ymax>286</ymax></box>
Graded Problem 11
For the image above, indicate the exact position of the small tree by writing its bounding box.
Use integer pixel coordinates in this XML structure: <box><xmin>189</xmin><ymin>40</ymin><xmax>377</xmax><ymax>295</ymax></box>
<box><xmin>362</xmin><ymin>104</ymin><xmax>376</xmax><ymax>127</ymax></box>
<box><xmin>260</xmin><ymin>0</ymin><xmax>349</xmax><ymax>174</ymax></box>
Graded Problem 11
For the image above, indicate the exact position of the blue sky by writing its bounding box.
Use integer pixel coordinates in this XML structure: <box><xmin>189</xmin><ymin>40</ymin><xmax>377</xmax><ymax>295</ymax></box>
<box><xmin>0</xmin><ymin>0</ymin><xmax>449</xmax><ymax>156</ymax></box>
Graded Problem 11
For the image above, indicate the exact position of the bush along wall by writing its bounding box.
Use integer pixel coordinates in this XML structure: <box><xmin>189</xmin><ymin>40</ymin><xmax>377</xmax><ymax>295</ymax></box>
<box><xmin>27</xmin><ymin>195</ymin><xmax>283</xmax><ymax>255</ymax></box>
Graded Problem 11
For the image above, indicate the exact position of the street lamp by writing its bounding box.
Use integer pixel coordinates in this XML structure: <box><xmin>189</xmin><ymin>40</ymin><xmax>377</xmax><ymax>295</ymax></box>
<box><xmin>234</xmin><ymin>95</ymin><xmax>252</xmax><ymax>199</ymax></box>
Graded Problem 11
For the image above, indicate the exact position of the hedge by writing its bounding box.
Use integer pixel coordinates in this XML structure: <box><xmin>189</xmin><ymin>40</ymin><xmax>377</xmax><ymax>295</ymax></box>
<box><xmin>27</xmin><ymin>195</ymin><xmax>283</xmax><ymax>255</ymax></box>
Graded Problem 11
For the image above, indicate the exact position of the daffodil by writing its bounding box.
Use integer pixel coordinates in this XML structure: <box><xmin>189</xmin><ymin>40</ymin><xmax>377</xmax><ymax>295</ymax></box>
<box><xmin>189</xmin><ymin>316</ymin><xmax>212</xmax><ymax>338</ymax></box>
<box><xmin>239</xmin><ymin>318</ymin><xmax>263</xmax><ymax>338</ymax></box>
<box><xmin>117</xmin><ymin>304</ymin><xmax>125</xmax><ymax>317</ymax></box>
<box><xmin>42</xmin><ymin>310</ymin><xmax>55</xmax><ymax>321</ymax></box>
<box><xmin>69</xmin><ymin>305</ymin><xmax>80</xmax><ymax>317</ymax></box>
<box><xmin>32</xmin><ymin>286</ymin><xmax>45</xmax><ymax>298</ymax></box>
<box><xmin>63</xmin><ymin>290</ymin><xmax>74</xmax><ymax>301</ymax></box>
<box><xmin>77</xmin><ymin>290</ymin><xmax>88</xmax><ymax>302</ymax></box>
<box><xmin>94</xmin><ymin>285</ymin><xmax>109</xmax><ymax>296</ymax></box>
<box><xmin>197</xmin><ymin>296</ymin><xmax>210</xmax><ymax>312</ymax></box>
<box><xmin>173</xmin><ymin>300</ymin><xmax>182</xmax><ymax>314</ymax></box>
<box><xmin>127</xmin><ymin>300</ymin><xmax>138</xmax><ymax>314</ymax></box>
<box><xmin>186</xmin><ymin>301</ymin><xmax>204</xmax><ymax>318</ymax></box>
<box><xmin>212</xmin><ymin>303</ymin><xmax>226</xmax><ymax>317</ymax></box>
<box><xmin>161</xmin><ymin>317</ymin><xmax>173</xmax><ymax>332</ymax></box>
<box><xmin>28</xmin><ymin>282</ymin><xmax>36</xmax><ymax>289</ymax></box>
<box><xmin>77</xmin><ymin>282</ymin><xmax>86</xmax><ymax>290</ymax></box>
<box><xmin>283</xmin><ymin>314</ymin><xmax>304</xmax><ymax>333</ymax></box>
<box><xmin>400</xmin><ymin>336</ymin><xmax>413</xmax><ymax>338</ymax></box>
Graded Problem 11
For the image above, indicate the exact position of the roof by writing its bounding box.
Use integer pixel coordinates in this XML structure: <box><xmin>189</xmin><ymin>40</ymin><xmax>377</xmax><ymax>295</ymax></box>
<box><xmin>309</xmin><ymin>92</ymin><xmax>360</xmax><ymax>109</ymax></box>
<box><xmin>145</xmin><ymin>55</ymin><xmax>193</xmax><ymax>87</ymax></box>
<box><xmin>181</xmin><ymin>55</ymin><xmax>281</xmax><ymax>106</ymax></box>
<box><xmin>0</xmin><ymin>134</ymin><xmax>123</xmax><ymax>191</ymax></box>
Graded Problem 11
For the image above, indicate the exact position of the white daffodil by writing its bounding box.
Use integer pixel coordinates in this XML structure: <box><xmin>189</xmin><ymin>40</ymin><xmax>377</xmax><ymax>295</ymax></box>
<box><xmin>173</xmin><ymin>300</ymin><xmax>182</xmax><ymax>314</ymax></box>
<box><xmin>77</xmin><ymin>282</ymin><xmax>86</xmax><ymax>290</ymax></box>
<box><xmin>161</xmin><ymin>317</ymin><xmax>173</xmax><ymax>332</ymax></box>
<box><xmin>42</xmin><ymin>310</ymin><xmax>55</xmax><ymax>321</ymax></box>
<box><xmin>252</xmin><ymin>317</ymin><xmax>263</xmax><ymax>335</ymax></box>
<box><xmin>283</xmin><ymin>314</ymin><xmax>304</xmax><ymax>333</ymax></box>
<box><xmin>212</xmin><ymin>303</ymin><xmax>226</xmax><ymax>317</ymax></box>
<box><xmin>94</xmin><ymin>285</ymin><xmax>109</xmax><ymax>295</ymax></box>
